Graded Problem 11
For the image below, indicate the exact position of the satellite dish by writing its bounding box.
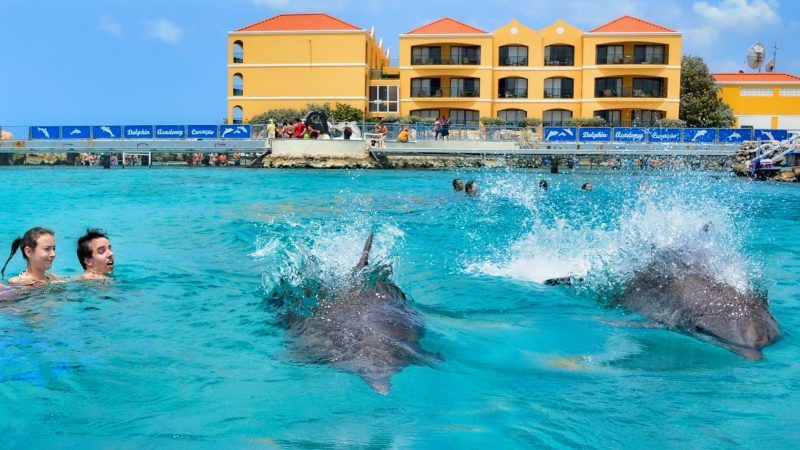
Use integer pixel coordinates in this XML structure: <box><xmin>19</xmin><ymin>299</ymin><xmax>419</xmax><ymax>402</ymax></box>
<box><xmin>747</xmin><ymin>43</ymin><xmax>766</xmax><ymax>71</ymax></box>
<box><xmin>765</xmin><ymin>57</ymin><xmax>775</xmax><ymax>73</ymax></box>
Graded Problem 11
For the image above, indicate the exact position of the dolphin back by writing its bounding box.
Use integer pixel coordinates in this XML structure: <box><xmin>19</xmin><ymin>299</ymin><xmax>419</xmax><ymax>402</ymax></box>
<box><xmin>355</xmin><ymin>232</ymin><xmax>374</xmax><ymax>270</ymax></box>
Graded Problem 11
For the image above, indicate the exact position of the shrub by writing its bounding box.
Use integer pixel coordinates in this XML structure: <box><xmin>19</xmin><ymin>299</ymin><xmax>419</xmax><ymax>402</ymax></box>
<box><xmin>521</xmin><ymin>117</ymin><xmax>542</xmax><ymax>127</ymax></box>
<box><xmin>654</xmin><ymin>118</ymin><xmax>687</xmax><ymax>128</ymax></box>
<box><xmin>330</xmin><ymin>103</ymin><xmax>364</xmax><ymax>122</ymax></box>
<box><xmin>481</xmin><ymin>116</ymin><xmax>506</xmax><ymax>126</ymax></box>
<box><xmin>564</xmin><ymin>117</ymin><xmax>607</xmax><ymax>127</ymax></box>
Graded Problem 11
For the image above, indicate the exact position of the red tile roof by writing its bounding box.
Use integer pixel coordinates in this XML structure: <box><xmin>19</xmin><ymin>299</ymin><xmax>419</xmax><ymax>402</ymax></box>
<box><xmin>714</xmin><ymin>73</ymin><xmax>800</xmax><ymax>83</ymax></box>
<box><xmin>590</xmin><ymin>15</ymin><xmax>675</xmax><ymax>33</ymax></box>
<box><xmin>405</xmin><ymin>17</ymin><xmax>487</xmax><ymax>35</ymax></box>
<box><xmin>237</xmin><ymin>13</ymin><xmax>361</xmax><ymax>32</ymax></box>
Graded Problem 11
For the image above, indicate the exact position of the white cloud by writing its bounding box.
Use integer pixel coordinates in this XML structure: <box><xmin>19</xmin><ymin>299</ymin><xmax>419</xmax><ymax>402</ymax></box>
<box><xmin>692</xmin><ymin>0</ymin><xmax>779</xmax><ymax>29</ymax></box>
<box><xmin>145</xmin><ymin>18</ymin><xmax>183</xmax><ymax>45</ymax></box>
<box><xmin>98</xmin><ymin>14</ymin><xmax>122</xmax><ymax>37</ymax></box>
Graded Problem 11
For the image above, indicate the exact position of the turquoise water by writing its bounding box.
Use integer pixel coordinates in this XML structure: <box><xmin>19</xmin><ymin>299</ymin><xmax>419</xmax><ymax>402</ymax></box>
<box><xmin>0</xmin><ymin>166</ymin><xmax>798</xmax><ymax>448</ymax></box>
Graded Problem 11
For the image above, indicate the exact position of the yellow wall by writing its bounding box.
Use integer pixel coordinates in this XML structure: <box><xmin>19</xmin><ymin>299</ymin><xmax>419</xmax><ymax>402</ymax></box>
<box><xmin>227</xmin><ymin>31</ymin><xmax>388</xmax><ymax>122</ymax></box>
<box><xmin>718</xmin><ymin>83</ymin><xmax>800</xmax><ymax>128</ymax></box>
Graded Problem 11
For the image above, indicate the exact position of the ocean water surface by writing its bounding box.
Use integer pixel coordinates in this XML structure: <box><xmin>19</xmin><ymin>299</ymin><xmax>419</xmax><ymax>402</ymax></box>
<box><xmin>0</xmin><ymin>166</ymin><xmax>798</xmax><ymax>448</ymax></box>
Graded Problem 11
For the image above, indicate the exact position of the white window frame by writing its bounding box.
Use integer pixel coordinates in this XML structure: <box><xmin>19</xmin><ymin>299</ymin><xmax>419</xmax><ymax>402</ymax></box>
<box><xmin>369</xmin><ymin>86</ymin><xmax>399</xmax><ymax>113</ymax></box>
<box><xmin>779</xmin><ymin>88</ymin><xmax>800</xmax><ymax>97</ymax></box>
<box><xmin>740</xmin><ymin>87</ymin><xmax>773</xmax><ymax>96</ymax></box>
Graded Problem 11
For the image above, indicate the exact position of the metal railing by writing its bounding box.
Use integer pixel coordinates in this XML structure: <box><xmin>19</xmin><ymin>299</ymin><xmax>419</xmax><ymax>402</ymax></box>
<box><xmin>597</xmin><ymin>56</ymin><xmax>665</xmax><ymax>65</ymax></box>
<box><xmin>595</xmin><ymin>87</ymin><xmax>666</xmax><ymax>98</ymax></box>
<box><xmin>544</xmin><ymin>58</ymin><xmax>574</xmax><ymax>66</ymax></box>
<box><xmin>410</xmin><ymin>57</ymin><xmax>480</xmax><ymax>65</ymax></box>
<box><xmin>499</xmin><ymin>56</ymin><xmax>528</xmax><ymax>66</ymax></box>
<box><xmin>543</xmin><ymin>88</ymin><xmax>574</xmax><ymax>99</ymax></box>
<box><xmin>499</xmin><ymin>88</ymin><xmax>528</xmax><ymax>98</ymax></box>
<box><xmin>411</xmin><ymin>87</ymin><xmax>481</xmax><ymax>98</ymax></box>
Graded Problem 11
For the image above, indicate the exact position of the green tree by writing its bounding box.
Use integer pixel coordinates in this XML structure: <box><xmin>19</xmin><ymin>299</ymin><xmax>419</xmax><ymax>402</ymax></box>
<box><xmin>330</xmin><ymin>103</ymin><xmax>364</xmax><ymax>122</ymax></box>
<box><xmin>680</xmin><ymin>55</ymin><xmax>735</xmax><ymax>127</ymax></box>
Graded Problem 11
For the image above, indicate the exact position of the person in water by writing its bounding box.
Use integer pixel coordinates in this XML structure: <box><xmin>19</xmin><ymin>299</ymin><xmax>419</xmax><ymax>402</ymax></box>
<box><xmin>581</xmin><ymin>182</ymin><xmax>593</xmax><ymax>191</ymax></box>
<box><xmin>539</xmin><ymin>179</ymin><xmax>549</xmax><ymax>190</ymax></box>
<box><xmin>452</xmin><ymin>178</ymin><xmax>464</xmax><ymax>191</ymax></box>
<box><xmin>2</xmin><ymin>227</ymin><xmax>60</xmax><ymax>286</ymax></box>
<box><xmin>76</xmin><ymin>229</ymin><xmax>115</xmax><ymax>280</ymax></box>
<box><xmin>465</xmin><ymin>180</ymin><xmax>478</xmax><ymax>195</ymax></box>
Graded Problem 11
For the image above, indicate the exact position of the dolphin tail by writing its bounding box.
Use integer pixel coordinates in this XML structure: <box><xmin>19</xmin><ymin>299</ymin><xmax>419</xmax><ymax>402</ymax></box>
<box><xmin>355</xmin><ymin>232</ymin><xmax>374</xmax><ymax>270</ymax></box>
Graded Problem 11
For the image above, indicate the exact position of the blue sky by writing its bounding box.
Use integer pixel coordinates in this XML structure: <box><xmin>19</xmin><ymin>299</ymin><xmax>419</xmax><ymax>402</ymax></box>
<box><xmin>0</xmin><ymin>0</ymin><xmax>797</xmax><ymax>125</ymax></box>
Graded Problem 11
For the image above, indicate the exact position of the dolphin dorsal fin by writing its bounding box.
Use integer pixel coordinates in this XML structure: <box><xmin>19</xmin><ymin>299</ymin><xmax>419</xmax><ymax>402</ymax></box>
<box><xmin>355</xmin><ymin>232</ymin><xmax>374</xmax><ymax>270</ymax></box>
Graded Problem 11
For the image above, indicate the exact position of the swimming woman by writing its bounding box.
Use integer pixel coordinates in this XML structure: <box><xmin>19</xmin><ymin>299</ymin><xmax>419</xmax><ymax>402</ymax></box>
<box><xmin>2</xmin><ymin>227</ymin><xmax>60</xmax><ymax>286</ymax></box>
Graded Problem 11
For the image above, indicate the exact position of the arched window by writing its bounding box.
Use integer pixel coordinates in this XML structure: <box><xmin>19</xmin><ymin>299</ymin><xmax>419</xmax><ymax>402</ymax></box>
<box><xmin>543</xmin><ymin>109</ymin><xmax>572</xmax><ymax>126</ymax></box>
<box><xmin>449</xmin><ymin>109</ymin><xmax>479</xmax><ymax>124</ymax></box>
<box><xmin>498</xmin><ymin>77</ymin><xmax>528</xmax><ymax>98</ymax></box>
<box><xmin>410</xmin><ymin>109</ymin><xmax>440</xmax><ymax>120</ymax></box>
<box><xmin>499</xmin><ymin>45</ymin><xmax>528</xmax><ymax>66</ymax></box>
<box><xmin>498</xmin><ymin>109</ymin><xmax>527</xmax><ymax>124</ymax></box>
<box><xmin>544</xmin><ymin>77</ymin><xmax>574</xmax><ymax>98</ymax></box>
<box><xmin>232</xmin><ymin>106</ymin><xmax>243</xmax><ymax>124</ymax></box>
<box><xmin>233</xmin><ymin>73</ymin><xmax>243</xmax><ymax>96</ymax></box>
<box><xmin>233</xmin><ymin>40</ymin><xmax>244</xmax><ymax>63</ymax></box>
<box><xmin>544</xmin><ymin>45</ymin><xmax>574</xmax><ymax>66</ymax></box>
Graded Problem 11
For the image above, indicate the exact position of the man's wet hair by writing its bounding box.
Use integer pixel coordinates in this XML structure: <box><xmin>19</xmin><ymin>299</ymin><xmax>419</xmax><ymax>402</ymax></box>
<box><xmin>539</xmin><ymin>180</ymin><xmax>548</xmax><ymax>190</ymax></box>
<box><xmin>452</xmin><ymin>178</ymin><xmax>464</xmax><ymax>191</ymax></box>
<box><xmin>77</xmin><ymin>229</ymin><xmax>108</xmax><ymax>270</ymax></box>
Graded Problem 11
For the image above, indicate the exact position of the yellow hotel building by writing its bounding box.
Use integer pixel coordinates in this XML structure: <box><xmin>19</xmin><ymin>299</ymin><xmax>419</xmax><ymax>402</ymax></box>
<box><xmin>713</xmin><ymin>72</ymin><xmax>800</xmax><ymax>130</ymax></box>
<box><xmin>228</xmin><ymin>14</ymin><xmax>682</xmax><ymax>126</ymax></box>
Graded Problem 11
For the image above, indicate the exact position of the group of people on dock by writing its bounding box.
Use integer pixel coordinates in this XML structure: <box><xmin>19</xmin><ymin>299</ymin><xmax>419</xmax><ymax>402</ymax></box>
<box><xmin>1</xmin><ymin>227</ymin><xmax>114</xmax><ymax>288</ymax></box>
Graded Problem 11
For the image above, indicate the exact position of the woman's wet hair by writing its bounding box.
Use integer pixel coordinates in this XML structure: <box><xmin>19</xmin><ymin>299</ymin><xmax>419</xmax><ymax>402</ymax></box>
<box><xmin>2</xmin><ymin>227</ymin><xmax>54</xmax><ymax>278</ymax></box>
<box><xmin>77</xmin><ymin>229</ymin><xmax>108</xmax><ymax>270</ymax></box>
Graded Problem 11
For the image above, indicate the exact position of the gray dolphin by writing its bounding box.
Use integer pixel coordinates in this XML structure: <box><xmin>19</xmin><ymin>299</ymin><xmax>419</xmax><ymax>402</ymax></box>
<box><xmin>273</xmin><ymin>233</ymin><xmax>438</xmax><ymax>394</ymax></box>
<box><xmin>616</xmin><ymin>248</ymin><xmax>780</xmax><ymax>359</ymax></box>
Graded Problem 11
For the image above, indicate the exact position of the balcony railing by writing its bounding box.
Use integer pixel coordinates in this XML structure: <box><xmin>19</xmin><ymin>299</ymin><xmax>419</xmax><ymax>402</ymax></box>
<box><xmin>595</xmin><ymin>87</ymin><xmax>666</xmax><ymax>98</ymax></box>
<box><xmin>499</xmin><ymin>56</ymin><xmax>528</xmax><ymax>66</ymax></box>
<box><xmin>411</xmin><ymin>57</ymin><xmax>480</xmax><ymax>65</ymax></box>
<box><xmin>597</xmin><ymin>55</ymin><xmax>665</xmax><ymax>65</ymax></box>
<box><xmin>233</xmin><ymin>55</ymin><xmax>243</xmax><ymax>64</ymax></box>
<box><xmin>544</xmin><ymin>58</ymin><xmax>573</xmax><ymax>66</ymax></box>
<box><xmin>499</xmin><ymin>87</ymin><xmax>528</xmax><ymax>98</ymax></box>
<box><xmin>232</xmin><ymin>88</ymin><xmax>243</xmax><ymax>96</ymax></box>
<box><xmin>411</xmin><ymin>86</ymin><xmax>481</xmax><ymax>98</ymax></box>
<box><xmin>543</xmin><ymin>88</ymin><xmax>574</xmax><ymax>99</ymax></box>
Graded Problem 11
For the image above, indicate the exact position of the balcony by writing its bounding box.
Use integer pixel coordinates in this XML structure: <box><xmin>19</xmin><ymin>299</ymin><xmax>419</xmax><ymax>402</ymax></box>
<box><xmin>544</xmin><ymin>58</ymin><xmax>573</xmax><ymax>66</ymax></box>
<box><xmin>543</xmin><ymin>88</ymin><xmax>574</xmax><ymax>99</ymax></box>
<box><xmin>499</xmin><ymin>56</ymin><xmax>528</xmax><ymax>66</ymax></box>
<box><xmin>595</xmin><ymin>87</ymin><xmax>666</xmax><ymax>98</ymax></box>
<box><xmin>232</xmin><ymin>88</ymin><xmax>243</xmax><ymax>96</ymax></box>
<box><xmin>233</xmin><ymin>56</ymin><xmax>243</xmax><ymax>64</ymax></box>
<box><xmin>411</xmin><ymin>86</ymin><xmax>481</xmax><ymax>98</ymax></box>
<box><xmin>411</xmin><ymin>57</ymin><xmax>481</xmax><ymax>65</ymax></box>
<box><xmin>499</xmin><ymin>87</ymin><xmax>528</xmax><ymax>98</ymax></box>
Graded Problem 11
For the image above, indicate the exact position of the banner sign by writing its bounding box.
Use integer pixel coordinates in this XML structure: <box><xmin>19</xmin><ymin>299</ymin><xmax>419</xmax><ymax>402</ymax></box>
<box><xmin>30</xmin><ymin>126</ymin><xmax>60</xmax><ymax>140</ymax></box>
<box><xmin>647</xmin><ymin>128</ymin><xmax>681</xmax><ymax>143</ymax></box>
<box><xmin>155</xmin><ymin>125</ymin><xmax>186</xmax><ymax>139</ymax></box>
<box><xmin>612</xmin><ymin>127</ymin><xmax>646</xmax><ymax>143</ymax></box>
<box><xmin>188</xmin><ymin>125</ymin><xmax>219</xmax><ymax>139</ymax></box>
<box><xmin>543</xmin><ymin>127</ymin><xmax>577</xmax><ymax>142</ymax></box>
<box><xmin>92</xmin><ymin>125</ymin><xmax>122</xmax><ymax>139</ymax></box>
<box><xmin>718</xmin><ymin>128</ymin><xmax>752</xmax><ymax>143</ymax></box>
<box><xmin>220</xmin><ymin>124</ymin><xmax>252</xmax><ymax>139</ymax></box>
<box><xmin>124</xmin><ymin>125</ymin><xmax>154</xmax><ymax>139</ymax></box>
<box><xmin>683</xmin><ymin>128</ymin><xmax>717</xmax><ymax>143</ymax></box>
<box><xmin>62</xmin><ymin>126</ymin><xmax>90</xmax><ymax>139</ymax></box>
<box><xmin>578</xmin><ymin>127</ymin><xmax>611</xmax><ymax>142</ymax></box>
<box><xmin>754</xmin><ymin>129</ymin><xmax>788</xmax><ymax>141</ymax></box>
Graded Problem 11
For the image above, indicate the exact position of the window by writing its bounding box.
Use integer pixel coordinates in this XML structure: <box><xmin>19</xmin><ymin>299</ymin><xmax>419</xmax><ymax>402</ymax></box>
<box><xmin>632</xmin><ymin>78</ymin><xmax>665</xmax><ymax>97</ymax></box>
<box><xmin>498</xmin><ymin>109</ymin><xmax>527</xmax><ymax>124</ymax></box>
<box><xmin>499</xmin><ymin>45</ymin><xmax>528</xmax><ymax>66</ymax></box>
<box><xmin>233</xmin><ymin>40</ymin><xmax>243</xmax><ymax>63</ymax></box>
<box><xmin>596</xmin><ymin>45</ymin><xmax>624</xmax><ymax>64</ymax></box>
<box><xmin>450</xmin><ymin>46</ymin><xmax>480</xmax><ymax>65</ymax></box>
<box><xmin>595</xmin><ymin>110</ymin><xmax>622</xmax><ymax>127</ymax></box>
<box><xmin>233</xmin><ymin>73</ymin><xmax>243</xmax><ymax>96</ymax></box>
<box><xmin>634</xmin><ymin>45</ymin><xmax>665</xmax><ymax>64</ymax></box>
<box><xmin>780</xmin><ymin>88</ymin><xmax>800</xmax><ymax>96</ymax></box>
<box><xmin>450</xmin><ymin>78</ymin><xmax>480</xmax><ymax>97</ymax></box>
<box><xmin>595</xmin><ymin>78</ymin><xmax>622</xmax><ymax>97</ymax></box>
<box><xmin>544</xmin><ymin>77</ymin><xmax>574</xmax><ymax>98</ymax></box>
<box><xmin>545</xmin><ymin>45</ymin><xmax>574</xmax><ymax>66</ymax></box>
<box><xmin>449</xmin><ymin>109</ymin><xmax>479</xmax><ymax>124</ymax></box>
<box><xmin>631</xmin><ymin>109</ymin><xmax>664</xmax><ymax>127</ymax></box>
<box><xmin>543</xmin><ymin>109</ymin><xmax>572</xmax><ymax>126</ymax></box>
<box><xmin>232</xmin><ymin>106</ymin><xmax>243</xmax><ymax>124</ymax></box>
<box><xmin>411</xmin><ymin>46</ymin><xmax>441</xmax><ymax>65</ymax></box>
<box><xmin>498</xmin><ymin>78</ymin><xmax>528</xmax><ymax>98</ymax></box>
<box><xmin>410</xmin><ymin>109</ymin><xmax>440</xmax><ymax>120</ymax></box>
<box><xmin>411</xmin><ymin>78</ymin><xmax>441</xmax><ymax>97</ymax></box>
<box><xmin>369</xmin><ymin>86</ymin><xmax>399</xmax><ymax>112</ymax></box>
<box><xmin>740</xmin><ymin>87</ymin><xmax>773</xmax><ymax>96</ymax></box>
